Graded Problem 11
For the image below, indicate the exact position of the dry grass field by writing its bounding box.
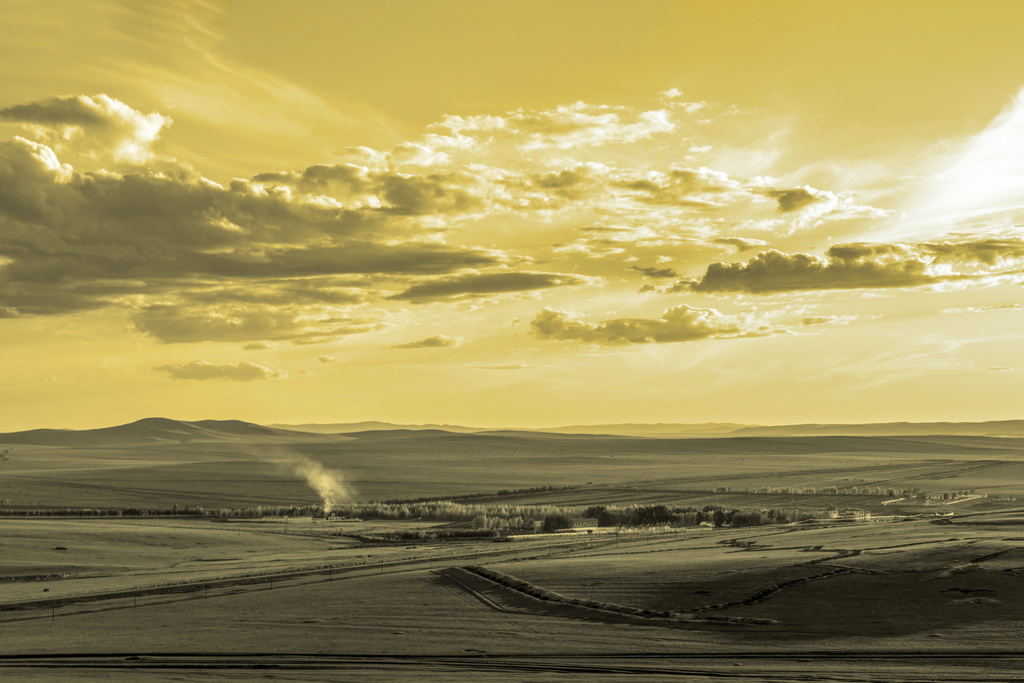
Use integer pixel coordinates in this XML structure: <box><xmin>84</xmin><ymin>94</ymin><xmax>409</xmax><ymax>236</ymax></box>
<box><xmin>3</xmin><ymin>424</ymin><xmax>1024</xmax><ymax>509</ymax></box>
<box><xmin>484</xmin><ymin>512</ymin><xmax>1024</xmax><ymax>641</ymax></box>
<box><xmin>2</xmin><ymin>422</ymin><xmax>1024</xmax><ymax>680</ymax></box>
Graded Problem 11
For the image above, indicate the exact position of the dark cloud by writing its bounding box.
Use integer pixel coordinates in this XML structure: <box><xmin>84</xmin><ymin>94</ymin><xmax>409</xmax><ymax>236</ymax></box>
<box><xmin>920</xmin><ymin>238</ymin><xmax>1024</xmax><ymax>265</ymax></box>
<box><xmin>182</xmin><ymin>280</ymin><xmax>366</xmax><ymax>307</ymax></box>
<box><xmin>391</xmin><ymin>271</ymin><xmax>588</xmax><ymax>303</ymax></box>
<box><xmin>617</xmin><ymin>167</ymin><xmax>740</xmax><ymax>208</ymax></box>
<box><xmin>531</xmin><ymin>305</ymin><xmax>783</xmax><ymax>345</ymax></box>
<box><xmin>0</xmin><ymin>94</ymin><xmax>169</xmax><ymax>162</ymax></box>
<box><xmin>630</xmin><ymin>265</ymin><xmax>678</xmax><ymax>279</ymax></box>
<box><xmin>686</xmin><ymin>246</ymin><xmax>934</xmax><ymax>293</ymax></box>
<box><xmin>391</xmin><ymin>335</ymin><xmax>459</xmax><ymax>349</ymax></box>
<box><xmin>763</xmin><ymin>187</ymin><xmax>827</xmax><ymax>213</ymax></box>
<box><xmin>253</xmin><ymin>164</ymin><xmax>484</xmax><ymax>215</ymax></box>
<box><xmin>251</xmin><ymin>164</ymin><xmax>372</xmax><ymax>198</ymax></box>
<box><xmin>132</xmin><ymin>304</ymin><xmax>383</xmax><ymax>344</ymax></box>
<box><xmin>685</xmin><ymin>238</ymin><xmax>1024</xmax><ymax>294</ymax></box>
<box><xmin>378</xmin><ymin>172</ymin><xmax>483</xmax><ymax>215</ymax></box>
<box><xmin>154</xmin><ymin>360</ymin><xmax>282</xmax><ymax>381</ymax></box>
<box><xmin>0</xmin><ymin>135</ymin><xmax>500</xmax><ymax>324</ymax></box>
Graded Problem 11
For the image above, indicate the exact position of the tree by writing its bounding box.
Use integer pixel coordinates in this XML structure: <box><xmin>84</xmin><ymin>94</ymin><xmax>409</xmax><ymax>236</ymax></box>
<box><xmin>631</xmin><ymin>505</ymin><xmax>677</xmax><ymax>526</ymax></box>
<box><xmin>542</xmin><ymin>513</ymin><xmax>573</xmax><ymax>533</ymax></box>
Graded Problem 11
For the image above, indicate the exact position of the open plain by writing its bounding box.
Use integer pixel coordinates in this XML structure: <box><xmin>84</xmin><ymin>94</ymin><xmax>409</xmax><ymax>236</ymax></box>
<box><xmin>2</xmin><ymin>419</ymin><xmax>1024</xmax><ymax>681</ymax></box>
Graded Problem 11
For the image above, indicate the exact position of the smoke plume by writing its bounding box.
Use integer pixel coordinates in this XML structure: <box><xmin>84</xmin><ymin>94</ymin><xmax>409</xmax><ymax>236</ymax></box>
<box><xmin>292</xmin><ymin>456</ymin><xmax>351</xmax><ymax>513</ymax></box>
<box><xmin>260</xmin><ymin>449</ymin><xmax>352</xmax><ymax>513</ymax></box>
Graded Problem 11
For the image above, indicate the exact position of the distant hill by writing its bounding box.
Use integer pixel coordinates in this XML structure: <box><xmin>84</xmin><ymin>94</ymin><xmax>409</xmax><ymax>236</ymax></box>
<box><xmin>730</xmin><ymin>420</ymin><xmax>1024</xmax><ymax>438</ymax></box>
<box><xmin>271</xmin><ymin>421</ymin><xmax>755</xmax><ymax>437</ymax></box>
<box><xmin>0</xmin><ymin>418</ymin><xmax>325</xmax><ymax>447</ymax></box>
<box><xmin>540</xmin><ymin>423</ymin><xmax>751</xmax><ymax>437</ymax></box>
<box><xmin>271</xmin><ymin>419</ymin><xmax>1024</xmax><ymax>438</ymax></box>
<box><xmin>270</xmin><ymin>421</ymin><xmax>486</xmax><ymax>434</ymax></box>
<box><xmin>6</xmin><ymin>417</ymin><xmax>1024</xmax><ymax>448</ymax></box>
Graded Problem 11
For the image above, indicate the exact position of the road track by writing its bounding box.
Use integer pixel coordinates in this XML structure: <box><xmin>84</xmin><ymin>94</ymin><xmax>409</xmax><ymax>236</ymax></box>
<box><xmin>0</xmin><ymin>652</ymin><xmax>1020</xmax><ymax>681</ymax></box>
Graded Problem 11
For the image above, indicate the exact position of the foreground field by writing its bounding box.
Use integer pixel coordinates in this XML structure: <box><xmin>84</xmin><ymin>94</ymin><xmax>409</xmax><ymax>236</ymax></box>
<box><xmin>483</xmin><ymin>511</ymin><xmax>1024</xmax><ymax>640</ymax></box>
<box><xmin>2</xmin><ymin>515</ymin><xmax>1023</xmax><ymax>681</ymax></box>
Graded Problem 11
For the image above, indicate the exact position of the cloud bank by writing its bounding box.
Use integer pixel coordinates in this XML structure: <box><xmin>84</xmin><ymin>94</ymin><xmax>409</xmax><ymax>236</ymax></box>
<box><xmin>685</xmin><ymin>238</ymin><xmax>1024</xmax><ymax>293</ymax></box>
<box><xmin>531</xmin><ymin>305</ymin><xmax>784</xmax><ymax>345</ymax></box>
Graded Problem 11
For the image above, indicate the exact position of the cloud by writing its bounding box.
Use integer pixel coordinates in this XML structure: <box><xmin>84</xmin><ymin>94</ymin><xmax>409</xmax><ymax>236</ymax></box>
<box><xmin>252</xmin><ymin>165</ymin><xmax>486</xmax><ymax>215</ymax></box>
<box><xmin>920</xmin><ymin>238</ymin><xmax>1024</xmax><ymax>266</ymax></box>
<box><xmin>391</xmin><ymin>335</ymin><xmax>460</xmax><ymax>349</ymax></box>
<box><xmin>713</xmin><ymin>237</ymin><xmax>768</xmax><ymax>252</ymax></box>
<box><xmin>0</xmin><ymin>94</ymin><xmax>170</xmax><ymax>163</ymax></box>
<box><xmin>155</xmin><ymin>360</ymin><xmax>282</xmax><ymax>381</ymax></box>
<box><xmin>900</xmin><ymin>88</ymin><xmax>1024</xmax><ymax>236</ymax></box>
<box><xmin>0</xmin><ymin>133</ymin><xmax>500</xmax><ymax>326</ymax></box>
<box><xmin>0</xmin><ymin>92</ymin><xmax>896</xmax><ymax>335</ymax></box>
<box><xmin>941</xmin><ymin>303</ymin><xmax>1024</xmax><ymax>314</ymax></box>
<box><xmin>531</xmin><ymin>305</ymin><xmax>784</xmax><ymax>345</ymax></box>
<box><xmin>391</xmin><ymin>271</ymin><xmax>589</xmax><ymax>302</ymax></box>
<box><xmin>0</xmin><ymin>91</ymin><xmax>907</xmax><ymax>348</ymax></box>
<box><xmin>425</xmin><ymin>101</ymin><xmax>677</xmax><ymax>152</ymax></box>
<box><xmin>617</xmin><ymin>167</ymin><xmax>745</xmax><ymax>207</ymax></box>
<box><xmin>801</xmin><ymin>315</ymin><xmax>858</xmax><ymax>326</ymax></box>
<box><xmin>133</xmin><ymin>303</ymin><xmax>383</xmax><ymax>344</ymax></box>
<box><xmin>318</xmin><ymin>355</ymin><xmax>336</xmax><ymax>363</ymax></box>
<box><xmin>684</xmin><ymin>238</ymin><xmax>1024</xmax><ymax>294</ymax></box>
<box><xmin>630</xmin><ymin>265</ymin><xmax>679</xmax><ymax>279</ymax></box>
<box><xmin>762</xmin><ymin>186</ymin><xmax>829</xmax><ymax>212</ymax></box>
<box><xmin>687</xmin><ymin>247</ymin><xmax>933</xmax><ymax>293</ymax></box>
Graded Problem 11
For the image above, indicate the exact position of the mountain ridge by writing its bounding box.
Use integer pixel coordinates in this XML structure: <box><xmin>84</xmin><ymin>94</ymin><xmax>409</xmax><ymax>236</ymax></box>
<box><xmin>4</xmin><ymin>417</ymin><xmax>1024</xmax><ymax>448</ymax></box>
<box><xmin>272</xmin><ymin>419</ymin><xmax>1024</xmax><ymax>438</ymax></box>
<box><xmin>0</xmin><ymin>418</ymin><xmax>324</xmax><ymax>447</ymax></box>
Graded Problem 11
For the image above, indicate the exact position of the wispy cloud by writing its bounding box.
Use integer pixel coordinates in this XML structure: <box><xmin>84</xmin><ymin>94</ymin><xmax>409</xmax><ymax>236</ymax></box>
<box><xmin>391</xmin><ymin>335</ymin><xmax>460</xmax><ymax>349</ymax></box>
<box><xmin>154</xmin><ymin>360</ymin><xmax>283</xmax><ymax>381</ymax></box>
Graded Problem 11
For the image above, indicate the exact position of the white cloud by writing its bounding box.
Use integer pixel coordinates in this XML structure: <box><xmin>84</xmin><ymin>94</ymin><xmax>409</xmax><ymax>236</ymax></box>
<box><xmin>0</xmin><ymin>94</ymin><xmax>170</xmax><ymax>163</ymax></box>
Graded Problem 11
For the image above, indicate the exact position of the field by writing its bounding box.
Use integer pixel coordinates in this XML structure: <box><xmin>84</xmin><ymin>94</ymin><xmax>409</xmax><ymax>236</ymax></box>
<box><xmin>4</xmin><ymin>426</ymin><xmax>1024</xmax><ymax>510</ymax></box>
<box><xmin>2</xmin><ymin>421</ymin><xmax>1024</xmax><ymax>680</ymax></box>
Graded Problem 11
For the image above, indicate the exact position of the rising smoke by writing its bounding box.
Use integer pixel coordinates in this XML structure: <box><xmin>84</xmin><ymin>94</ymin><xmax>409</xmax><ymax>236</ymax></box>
<box><xmin>292</xmin><ymin>456</ymin><xmax>351</xmax><ymax>513</ymax></box>
<box><xmin>263</xmin><ymin>449</ymin><xmax>351</xmax><ymax>513</ymax></box>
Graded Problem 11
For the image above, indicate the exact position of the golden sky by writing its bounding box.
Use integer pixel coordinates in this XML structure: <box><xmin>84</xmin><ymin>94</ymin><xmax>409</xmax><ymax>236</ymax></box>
<box><xmin>2</xmin><ymin>0</ymin><xmax>1024</xmax><ymax>430</ymax></box>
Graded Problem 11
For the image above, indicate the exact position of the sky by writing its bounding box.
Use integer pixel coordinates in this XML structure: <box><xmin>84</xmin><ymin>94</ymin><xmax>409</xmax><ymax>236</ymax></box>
<box><xmin>2</xmin><ymin>0</ymin><xmax>1024</xmax><ymax>430</ymax></box>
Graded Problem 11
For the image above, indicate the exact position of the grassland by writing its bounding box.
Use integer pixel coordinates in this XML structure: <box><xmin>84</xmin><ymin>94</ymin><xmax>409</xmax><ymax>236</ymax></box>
<box><xmin>4</xmin><ymin>427</ymin><xmax>1024</xmax><ymax>510</ymax></box>
<box><xmin>2</xmin><ymin>421</ymin><xmax>1024</xmax><ymax>680</ymax></box>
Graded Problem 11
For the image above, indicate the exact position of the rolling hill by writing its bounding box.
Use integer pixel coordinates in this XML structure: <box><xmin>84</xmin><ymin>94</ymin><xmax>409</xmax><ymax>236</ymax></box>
<box><xmin>0</xmin><ymin>417</ymin><xmax>325</xmax><ymax>447</ymax></box>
